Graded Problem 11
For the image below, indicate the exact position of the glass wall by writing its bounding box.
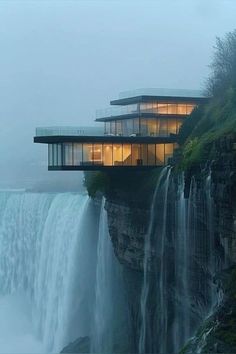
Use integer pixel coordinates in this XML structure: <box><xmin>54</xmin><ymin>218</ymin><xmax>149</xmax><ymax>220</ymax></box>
<box><xmin>140</xmin><ymin>102</ymin><xmax>196</xmax><ymax>115</ymax></box>
<box><xmin>48</xmin><ymin>142</ymin><xmax>176</xmax><ymax>168</ymax></box>
<box><xmin>104</xmin><ymin>117</ymin><xmax>185</xmax><ymax>137</ymax></box>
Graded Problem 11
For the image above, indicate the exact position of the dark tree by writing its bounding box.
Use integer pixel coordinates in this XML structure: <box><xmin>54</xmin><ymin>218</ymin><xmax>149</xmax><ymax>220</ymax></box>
<box><xmin>208</xmin><ymin>30</ymin><xmax>236</xmax><ymax>96</ymax></box>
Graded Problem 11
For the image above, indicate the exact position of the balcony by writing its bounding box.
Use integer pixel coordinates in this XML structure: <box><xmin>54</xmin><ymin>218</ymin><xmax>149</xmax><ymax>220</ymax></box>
<box><xmin>96</xmin><ymin>102</ymin><xmax>197</xmax><ymax>120</ymax></box>
<box><xmin>36</xmin><ymin>126</ymin><xmax>104</xmax><ymax>137</ymax></box>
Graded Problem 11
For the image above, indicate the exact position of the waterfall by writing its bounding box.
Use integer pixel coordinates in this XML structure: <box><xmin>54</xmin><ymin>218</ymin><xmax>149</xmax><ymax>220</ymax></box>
<box><xmin>0</xmin><ymin>191</ymin><xmax>98</xmax><ymax>353</ymax></box>
<box><xmin>139</xmin><ymin>168</ymin><xmax>218</xmax><ymax>354</ymax></box>
<box><xmin>139</xmin><ymin>166</ymin><xmax>171</xmax><ymax>354</ymax></box>
<box><xmin>90</xmin><ymin>198</ymin><xmax>129</xmax><ymax>353</ymax></box>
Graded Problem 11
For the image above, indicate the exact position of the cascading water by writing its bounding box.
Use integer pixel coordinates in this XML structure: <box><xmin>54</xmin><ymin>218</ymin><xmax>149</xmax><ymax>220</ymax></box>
<box><xmin>0</xmin><ymin>191</ymin><xmax>130</xmax><ymax>354</ymax></box>
<box><xmin>90</xmin><ymin>198</ymin><xmax>130</xmax><ymax>353</ymax></box>
<box><xmin>139</xmin><ymin>168</ymin><xmax>218</xmax><ymax>354</ymax></box>
<box><xmin>0</xmin><ymin>191</ymin><xmax>98</xmax><ymax>353</ymax></box>
<box><xmin>139</xmin><ymin>166</ymin><xmax>171</xmax><ymax>354</ymax></box>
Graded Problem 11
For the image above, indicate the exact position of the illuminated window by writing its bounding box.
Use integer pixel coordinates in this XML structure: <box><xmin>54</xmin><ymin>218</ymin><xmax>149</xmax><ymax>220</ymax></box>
<box><xmin>177</xmin><ymin>104</ymin><xmax>187</xmax><ymax>115</ymax></box>
<box><xmin>140</xmin><ymin>144</ymin><xmax>148</xmax><ymax>165</ymax></box>
<box><xmin>123</xmin><ymin>144</ymin><xmax>132</xmax><ymax>165</ymax></box>
<box><xmin>156</xmin><ymin>144</ymin><xmax>165</xmax><ymax>165</ymax></box>
<box><xmin>103</xmin><ymin>144</ymin><xmax>113</xmax><ymax>166</ymax></box>
<box><xmin>83</xmin><ymin>144</ymin><xmax>93</xmax><ymax>165</ymax></box>
<box><xmin>113</xmin><ymin>144</ymin><xmax>123</xmax><ymax>166</ymax></box>
<box><xmin>165</xmin><ymin>144</ymin><xmax>174</xmax><ymax>164</ymax></box>
<box><xmin>157</xmin><ymin>103</ymin><xmax>168</xmax><ymax>114</ymax></box>
<box><xmin>147</xmin><ymin>119</ymin><xmax>157</xmax><ymax>136</ymax></box>
<box><xmin>168</xmin><ymin>104</ymin><xmax>177</xmax><ymax>114</ymax></box>
<box><xmin>168</xmin><ymin>119</ymin><xmax>177</xmax><ymax>135</ymax></box>
<box><xmin>140</xmin><ymin>119</ymin><xmax>147</xmax><ymax>136</ymax></box>
<box><xmin>131</xmin><ymin>144</ymin><xmax>141</xmax><ymax>165</ymax></box>
<box><xmin>186</xmin><ymin>104</ymin><xmax>196</xmax><ymax>114</ymax></box>
<box><xmin>93</xmin><ymin>144</ymin><xmax>103</xmax><ymax>164</ymax></box>
<box><xmin>159</xmin><ymin>119</ymin><xmax>168</xmax><ymax>136</ymax></box>
<box><xmin>148</xmin><ymin>145</ymin><xmax>156</xmax><ymax>165</ymax></box>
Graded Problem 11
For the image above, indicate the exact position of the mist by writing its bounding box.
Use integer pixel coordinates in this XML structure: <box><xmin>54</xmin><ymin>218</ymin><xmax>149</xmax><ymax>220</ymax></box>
<box><xmin>0</xmin><ymin>0</ymin><xmax>236</xmax><ymax>188</ymax></box>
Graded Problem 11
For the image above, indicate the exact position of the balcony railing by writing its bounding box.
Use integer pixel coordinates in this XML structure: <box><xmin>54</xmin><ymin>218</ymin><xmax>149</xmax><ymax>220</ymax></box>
<box><xmin>96</xmin><ymin>103</ymin><xmax>196</xmax><ymax>119</ymax></box>
<box><xmin>96</xmin><ymin>105</ymin><xmax>138</xmax><ymax>119</ymax></box>
<box><xmin>36</xmin><ymin>126</ymin><xmax>103</xmax><ymax>137</ymax></box>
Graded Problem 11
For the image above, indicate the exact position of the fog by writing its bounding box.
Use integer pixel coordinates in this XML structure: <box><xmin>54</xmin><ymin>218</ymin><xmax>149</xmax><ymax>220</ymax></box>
<box><xmin>0</xmin><ymin>0</ymin><xmax>235</xmax><ymax>188</ymax></box>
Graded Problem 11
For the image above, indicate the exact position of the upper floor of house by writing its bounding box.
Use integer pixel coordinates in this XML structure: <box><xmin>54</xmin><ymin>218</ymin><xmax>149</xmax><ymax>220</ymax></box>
<box><xmin>95</xmin><ymin>88</ymin><xmax>208</xmax><ymax>137</ymax></box>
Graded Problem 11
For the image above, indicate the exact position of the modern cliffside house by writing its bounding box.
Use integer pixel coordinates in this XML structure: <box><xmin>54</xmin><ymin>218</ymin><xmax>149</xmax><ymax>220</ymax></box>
<box><xmin>34</xmin><ymin>89</ymin><xmax>208</xmax><ymax>170</ymax></box>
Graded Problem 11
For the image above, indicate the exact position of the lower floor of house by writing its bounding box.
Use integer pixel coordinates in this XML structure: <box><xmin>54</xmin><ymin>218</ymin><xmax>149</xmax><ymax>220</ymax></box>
<box><xmin>48</xmin><ymin>142</ymin><xmax>177</xmax><ymax>169</ymax></box>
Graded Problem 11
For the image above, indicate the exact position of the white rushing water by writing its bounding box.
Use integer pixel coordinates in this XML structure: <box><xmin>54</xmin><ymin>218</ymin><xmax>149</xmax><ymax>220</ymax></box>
<box><xmin>0</xmin><ymin>191</ymin><xmax>128</xmax><ymax>354</ymax></box>
<box><xmin>0</xmin><ymin>191</ymin><xmax>98</xmax><ymax>353</ymax></box>
<box><xmin>139</xmin><ymin>166</ymin><xmax>171</xmax><ymax>354</ymax></box>
<box><xmin>139</xmin><ymin>168</ymin><xmax>218</xmax><ymax>354</ymax></box>
<box><xmin>90</xmin><ymin>198</ymin><xmax>129</xmax><ymax>353</ymax></box>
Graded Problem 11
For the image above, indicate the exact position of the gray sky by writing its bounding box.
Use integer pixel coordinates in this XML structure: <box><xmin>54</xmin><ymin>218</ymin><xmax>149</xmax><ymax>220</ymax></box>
<box><xmin>0</xmin><ymin>0</ymin><xmax>236</xmax><ymax>187</ymax></box>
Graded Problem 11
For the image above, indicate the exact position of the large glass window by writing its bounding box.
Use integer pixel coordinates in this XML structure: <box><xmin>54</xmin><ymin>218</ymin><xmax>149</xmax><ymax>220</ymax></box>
<box><xmin>168</xmin><ymin>104</ymin><xmax>177</xmax><ymax>114</ymax></box>
<box><xmin>131</xmin><ymin>144</ymin><xmax>141</xmax><ymax>165</ymax></box>
<box><xmin>64</xmin><ymin>143</ymin><xmax>73</xmax><ymax>166</ymax></box>
<box><xmin>57</xmin><ymin>144</ymin><xmax>62</xmax><ymax>166</ymax></box>
<box><xmin>168</xmin><ymin>119</ymin><xmax>177</xmax><ymax>135</ymax></box>
<box><xmin>111</xmin><ymin>121</ymin><xmax>116</xmax><ymax>135</ymax></box>
<box><xmin>156</xmin><ymin>144</ymin><xmax>165</xmax><ymax>165</ymax></box>
<box><xmin>186</xmin><ymin>104</ymin><xmax>196</xmax><ymax>114</ymax></box>
<box><xmin>53</xmin><ymin>144</ymin><xmax>58</xmax><ymax>166</ymax></box>
<box><xmin>147</xmin><ymin>118</ymin><xmax>157</xmax><ymax>136</ymax></box>
<box><xmin>127</xmin><ymin>104</ymin><xmax>138</xmax><ymax>114</ymax></box>
<box><xmin>157</xmin><ymin>103</ymin><xmax>168</xmax><ymax>114</ymax></box>
<box><xmin>176</xmin><ymin>118</ymin><xmax>184</xmax><ymax>133</ymax></box>
<box><xmin>92</xmin><ymin>144</ymin><xmax>103</xmax><ymax>165</ymax></box>
<box><xmin>177</xmin><ymin>104</ymin><xmax>187</xmax><ymax>115</ymax></box>
<box><xmin>113</xmin><ymin>144</ymin><xmax>123</xmax><ymax>166</ymax></box>
<box><xmin>140</xmin><ymin>119</ymin><xmax>147</xmax><ymax>136</ymax></box>
<box><xmin>165</xmin><ymin>144</ymin><xmax>174</xmax><ymax>164</ymax></box>
<box><xmin>140</xmin><ymin>103</ymin><xmax>153</xmax><ymax>113</ymax></box>
<box><xmin>133</xmin><ymin>118</ymin><xmax>139</xmax><ymax>135</ymax></box>
<box><xmin>103</xmin><ymin>144</ymin><xmax>113</xmax><ymax>165</ymax></box>
<box><xmin>159</xmin><ymin>119</ymin><xmax>168</xmax><ymax>136</ymax></box>
<box><xmin>140</xmin><ymin>144</ymin><xmax>148</xmax><ymax>165</ymax></box>
<box><xmin>73</xmin><ymin>144</ymin><xmax>82</xmax><ymax>166</ymax></box>
<box><xmin>83</xmin><ymin>144</ymin><xmax>93</xmax><ymax>165</ymax></box>
<box><xmin>148</xmin><ymin>144</ymin><xmax>156</xmax><ymax>165</ymax></box>
<box><xmin>116</xmin><ymin>121</ymin><xmax>122</xmax><ymax>135</ymax></box>
<box><xmin>123</xmin><ymin>144</ymin><xmax>132</xmax><ymax>165</ymax></box>
<box><xmin>48</xmin><ymin>144</ymin><xmax>53</xmax><ymax>166</ymax></box>
<box><xmin>104</xmin><ymin>122</ymin><xmax>110</xmax><ymax>135</ymax></box>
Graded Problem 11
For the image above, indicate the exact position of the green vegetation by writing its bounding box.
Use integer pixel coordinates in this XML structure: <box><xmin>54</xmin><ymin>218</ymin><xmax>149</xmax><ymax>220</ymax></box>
<box><xmin>83</xmin><ymin>171</ymin><xmax>109</xmax><ymax>198</ymax></box>
<box><xmin>178</xmin><ymin>30</ymin><xmax>236</xmax><ymax>170</ymax></box>
<box><xmin>84</xmin><ymin>168</ymin><xmax>162</xmax><ymax>206</ymax></box>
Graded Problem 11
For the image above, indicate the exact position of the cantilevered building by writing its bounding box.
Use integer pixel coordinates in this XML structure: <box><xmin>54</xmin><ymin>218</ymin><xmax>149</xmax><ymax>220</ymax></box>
<box><xmin>34</xmin><ymin>89</ymin><xmax>208</xmax><ymax>170</ymax></box>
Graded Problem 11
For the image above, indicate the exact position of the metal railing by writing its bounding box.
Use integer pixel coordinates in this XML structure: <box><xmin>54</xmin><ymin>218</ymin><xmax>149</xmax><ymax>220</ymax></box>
<box><xmin>96</xmin><ymin>105</ymin><xmax>139</xmax><ymax>119</ymax></box>
<box><xmin>36</xmin><ymin>126</ymin><xmax>104</xmax><ymax>137</ymax></box>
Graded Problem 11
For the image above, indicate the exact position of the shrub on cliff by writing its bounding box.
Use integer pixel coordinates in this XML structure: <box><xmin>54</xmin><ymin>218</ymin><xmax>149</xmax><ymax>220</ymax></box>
<box><xmin>179</xmin><ymin>30</ymin><xmax>236</xmax><ymax>169</ymax></box>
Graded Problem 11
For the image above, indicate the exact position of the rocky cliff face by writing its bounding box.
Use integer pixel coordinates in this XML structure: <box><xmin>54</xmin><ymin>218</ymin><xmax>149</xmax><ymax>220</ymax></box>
<box><xmin>104</xmin><ymin>136</ymin><xmax>236</xmax><ymax>353</ymax></box>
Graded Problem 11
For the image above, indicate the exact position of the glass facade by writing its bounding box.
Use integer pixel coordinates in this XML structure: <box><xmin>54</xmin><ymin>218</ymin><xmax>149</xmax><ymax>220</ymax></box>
<box><xmin>103</xmin><ymin>101</ymin><xmax>197</xmax><ymax>137</ymax></box>
<box><xmin>48</xmin><ymin>142</ymin><xmax>177</xmax><ymax>168</ymax></box>
<box><xmin>104</xmin><ymin>116</ymin><xmax>189</xmax><ymax>137</ymax></box>
<box><xmin>139</xmin><ymin>102</ymin><xmax>196</xmax><ymax>115</ymax></box>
